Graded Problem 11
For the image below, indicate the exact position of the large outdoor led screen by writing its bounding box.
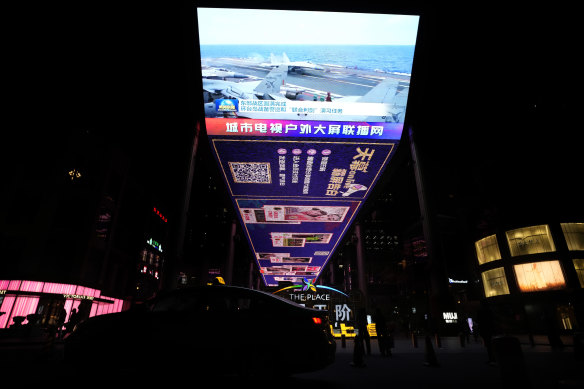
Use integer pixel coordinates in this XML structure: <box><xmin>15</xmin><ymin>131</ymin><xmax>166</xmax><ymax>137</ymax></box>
<box><xmin>196</xmin><ymin>7</ymin><xmax>419</xmax><ymax>286</ymax></box>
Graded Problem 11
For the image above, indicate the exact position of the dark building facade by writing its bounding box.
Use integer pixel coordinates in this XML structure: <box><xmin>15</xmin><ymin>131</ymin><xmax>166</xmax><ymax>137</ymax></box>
<box><xmin>474</xmin><ymin>222</ymin><xmax>583</xmax><ymax>337</ymax></box>
<box><xmin>1</xmin><ymin>129</ymin><xmax>173</xmax><ymax>328</ymax></box>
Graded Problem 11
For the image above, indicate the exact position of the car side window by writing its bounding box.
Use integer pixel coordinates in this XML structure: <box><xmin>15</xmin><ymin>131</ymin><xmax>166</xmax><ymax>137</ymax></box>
<box><xmin>249</xmin><ymin>293</ymin><xmax>284</xmax><ymax>313</ymax></box>
<box><xmin>151</xmin><ymin>294</ymin><xmax>178</xmax><ymax>312</ymax></box>
<box><xmin>231</xmin><ymin>297</ymin><xmax>252</xmax><ymax>312</ymax></box>
<box><xmin>151</xmin><ymin>291</ymin><xmax>201</xmax><ymax>312</ymax></box>
<box><xmin>202</xmin><ymin>296</ymin><xmax>229</xmax><ymax>313</ymax></box>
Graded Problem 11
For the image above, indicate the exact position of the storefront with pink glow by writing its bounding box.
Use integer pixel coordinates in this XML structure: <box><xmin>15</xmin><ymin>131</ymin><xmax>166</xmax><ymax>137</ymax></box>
<box><xmin>0</xmin><ymin>280</ymin><xmax>125</xmax><ymax>329</ymax></box>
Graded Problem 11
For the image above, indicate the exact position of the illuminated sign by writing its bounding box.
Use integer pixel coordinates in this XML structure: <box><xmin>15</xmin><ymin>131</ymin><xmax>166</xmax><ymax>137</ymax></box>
<box><xmin>146</xmin><ymin>238</ymin><xmax>163</xmax><ymax>252</ymax></box>
<box><xmin>443</xmin><ymin>312</ymin><xmax>458</xmax><ymax>323</ymax></box>
<box><xmin>153</xmin><ymin>207</ymin><xmax>168</xmax><ymax>223</ymax></box>
<box><xmin>448</xmin><ymin>278</ymin><xmax>468</xmax><ymax>284</ymax></box>
<box><xmin>197</xmin><ymin>7</ymin><xmax>418</xmax><ymax>286</ymax></box>
<box><xmin>215</xmin><ymin>99</ymin><xmax>238</xmax><ymax>112</ymax></box>
<box><xmin>274</xmin><ymin>277</ymin><xmax>348</xmax><ymax>297</ymax></box>
<box><xmin>206</xmin><ymin>137</ymin><xmax>397</xmax><ymax>286</ymax></box>
<box><xmin>63</xmin><ymin>294</ymin><xmax>95</xmax><ymax>301</ymax></box>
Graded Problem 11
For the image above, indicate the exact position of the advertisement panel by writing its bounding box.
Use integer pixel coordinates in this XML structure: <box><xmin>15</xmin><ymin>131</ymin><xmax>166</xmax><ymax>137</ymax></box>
<box><xmin>196</xmin><ymin>7</ymin><xmax>419</xmax><ymax>286</ymax></box>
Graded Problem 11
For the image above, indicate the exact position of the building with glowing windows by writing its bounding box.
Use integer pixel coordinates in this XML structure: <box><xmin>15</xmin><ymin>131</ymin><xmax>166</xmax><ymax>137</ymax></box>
<box><xmin>475</xmin><ymin>222</ymin><xmax>584</xmax><ymax>335</ymax></box>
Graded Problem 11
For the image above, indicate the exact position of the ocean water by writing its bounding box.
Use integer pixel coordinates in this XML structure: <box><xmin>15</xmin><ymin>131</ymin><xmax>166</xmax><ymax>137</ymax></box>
<box><xmin>199</xmin><ymin>45</ymin><xmax>415</xmax><ymax>75</ymax></box>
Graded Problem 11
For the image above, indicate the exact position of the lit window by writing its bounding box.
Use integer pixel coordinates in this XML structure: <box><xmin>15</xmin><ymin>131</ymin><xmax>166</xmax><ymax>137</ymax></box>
<box><xmin>513</xmin><ymin>260</ymin><xmax>566</xmax><ymax>292</ymax></box>
<box><xmin>561</xmin><ymin>223</ymin><xmax>584</xmax><ymax>251</ymax></box>
<box><xmin>505</xmin><ymin>225</ymin><xmax>556</xmax><ymax>257</ymax></box>
<box><xmin>475</xmin><ymin>234</ymin><xmax>501</xmax><ymax>265</ymax></box>
<box><xmin>481</xmin><ymin>267</ymin><xmax>510</xmax><ymax>297</ymax></box>
<box><xmin>573</xmin><ymin>259</ymin><xmax>584</xmax><ymax>288</ymax></box>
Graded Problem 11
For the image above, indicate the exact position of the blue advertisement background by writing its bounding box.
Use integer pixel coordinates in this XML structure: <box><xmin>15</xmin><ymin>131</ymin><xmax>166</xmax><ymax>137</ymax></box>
<box><xmin>207</xmin><ymin>134</ymin><xmax>401</xmax><ymax>286</ymax></box>
<box><xmin>211</xmin><ymin>138</ymin><xmax>397</xmax><ymax>199</ymax></box>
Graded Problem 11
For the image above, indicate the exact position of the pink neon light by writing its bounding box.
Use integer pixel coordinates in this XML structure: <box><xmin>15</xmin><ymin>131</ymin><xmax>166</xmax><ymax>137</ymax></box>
<box><xmin>114</xmin><ymin>299</ymin><xmax>123</xmax><ymax>313</ymax></box>
<box><xmin>0</xmin><ymin>280</ymin><xmax>126</xmax><ymax>328</ymax></box>
<box><xmin>7</xmin><ymin>296</ymin><xmax>39</xmax><ymax>326</ymax></box>
<box><xmin>63</xmin><ymin>299</ymin><xmax>74</xmax><ymax>325</ymax></box>
<box><xmin>75</xmin><ymin>285</ymin><xmax>100</xmax><ymax>298</ymax></box>
<box><xmin>0</xmin><ymin>296</ymin><xmax>16</xmax><ymax>328</ymax></box>
<box><xmin>95</xmin><ymin>303</ymin><xmax>105</xmax><ymax>316</ymax></box>
<box><xmin>43</xmin><ymin>282</ymin><xmax>76</xmax><ymax>294</ymax></box>
<box><xmin>20</xmin><ymin>281</ymin><xmax>44</xmax><ymax>293</ymax></box>
<box><xmin>8</xmin><ymin>280</ymin><xmax>21</xmax><ymax>291</ymax></box>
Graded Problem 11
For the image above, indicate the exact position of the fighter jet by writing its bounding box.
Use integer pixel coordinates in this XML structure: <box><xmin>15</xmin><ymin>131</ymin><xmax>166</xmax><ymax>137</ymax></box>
<box><xmin>203</xmin><ymin>65</ymin><xmax>291</xmax><ymax>117</ymax></box>
<box><xmin>201</xmin><ymin>66</ymin><xmax>248</xmax><ymax>80</ymax></box>
<box><xmin>261</xmin><ymin>52</ymin><xmax>324</xmax><ymax>74</ymax></box>
<box><xmin>235</xmin><ymin>77</ymin><xmax>408</xmax><ymax>123</ymax></box>
<box><xmin>203</xmin><ymin>65</ymin><xmax>288</xmax><ymax>100</ymax></box>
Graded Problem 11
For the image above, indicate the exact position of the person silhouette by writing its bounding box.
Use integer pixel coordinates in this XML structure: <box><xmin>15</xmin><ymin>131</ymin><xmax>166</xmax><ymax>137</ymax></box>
<box><xmin>357</xmin><ymin>308</ymin><xmax>371</xmax><ymax>355</ymax></box>
<box><xmin>67</xmin><ymin>308</ymin><xmax>79</xmax><ymax>333</ymax></box>
<box><xmin>56</xmin><ymin>308</ymin><xmax>67</xmax><ymax>338</ymax></box>
<box><xmin>373</xmin><ymin>308</ymin><xmax>390</xmax><ymax>357</ymax></box>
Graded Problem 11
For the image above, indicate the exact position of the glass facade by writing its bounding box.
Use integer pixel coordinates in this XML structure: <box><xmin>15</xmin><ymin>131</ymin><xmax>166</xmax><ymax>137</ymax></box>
<box><xmin>574</xmin><ymin>259</ymin><xmax>584</xmax><ymax>288</ymax></box>
<box><xmin>475</xmin><ymin>234</ymin><xmax>501</xmax><ymax>265</ymax></box>
<box><xmin>481</xmin><ymin>267</ymin><xmax>510</xmax><ymax>297</ymax></box>
<box><xmin>513</xmin><ymin>260</ymin><xmax>566</xmax><ymax>292</ymax></box>
<box><xmin>0</xmin><ymin>280</ymin><xmax>124</xmax><ymax>329</ymax></box>
<box><xmin>505</xmin><ymin>225</ymin><xmax>556</xmax><ymax>257</ymax></box>
<box><xmin>561</xmin><ymin>223</ymin><xmax>584</xmax><ymax>251</ymax></box>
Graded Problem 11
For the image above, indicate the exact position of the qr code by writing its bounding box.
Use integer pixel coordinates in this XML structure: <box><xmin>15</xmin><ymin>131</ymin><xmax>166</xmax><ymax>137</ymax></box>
<box><xmin>229</xmin><ymin>162</ymin><xmax>272</xmax><ymax>184</ymax></box>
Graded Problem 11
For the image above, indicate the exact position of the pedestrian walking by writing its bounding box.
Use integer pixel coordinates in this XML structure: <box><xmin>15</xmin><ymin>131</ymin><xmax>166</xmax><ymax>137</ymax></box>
<box><xmin>357</xmin><ymin>308</ymin><xmax>371</xmax><ymax>355</ymax></box>
<box><xmin>373</xmin><ymin>308</ymin><xmax>390</xmax><ymax>357</ymax></box>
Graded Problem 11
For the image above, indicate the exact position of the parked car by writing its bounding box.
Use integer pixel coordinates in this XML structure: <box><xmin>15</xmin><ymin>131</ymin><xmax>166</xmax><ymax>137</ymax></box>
<box><xmin>64</xmin><ymin>285</ymin><xmax>336</xmax><ymax>376</ymax></box>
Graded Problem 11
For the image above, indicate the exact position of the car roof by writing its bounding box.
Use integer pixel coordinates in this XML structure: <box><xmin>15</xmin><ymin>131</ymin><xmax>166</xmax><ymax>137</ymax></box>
<box><xmin>152</xmin><ymin>285</ymin><xmax>320</xmax><ymax>311</ymax></box>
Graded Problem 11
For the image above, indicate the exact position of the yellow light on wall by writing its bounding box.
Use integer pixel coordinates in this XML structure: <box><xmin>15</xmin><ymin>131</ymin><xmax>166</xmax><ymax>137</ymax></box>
<box><xmin>481</xmin><ymin>267</ymin><xmax>510</xmax><ymax>297</ymax></box>
<box><xmin>475</xmin><ymin>234</ymin><xmax>501</xmax><ymax>265</ymax></box>
<box><xmin>505</xmin><ymin>225</ymin><xmax>555</xmax><ymax>257</ymax></box>
<box><xmin>68</xmin><ymin>168</ymin><xmax>82</xmax><ymax>180</ymax></box>
<box><xmin>561</xmin><ymin>223</ymin><xmax>584</xmax><ymax>251</ymax></box>
<box><xmin>573</xmin><ymin>259</ymin><xmax>584</xmax><ymax>288</ymax></box>
<box><xmin>513</xmin><ymin>260</ymin><xmax>566</xmax><ymax>292</ymax></box>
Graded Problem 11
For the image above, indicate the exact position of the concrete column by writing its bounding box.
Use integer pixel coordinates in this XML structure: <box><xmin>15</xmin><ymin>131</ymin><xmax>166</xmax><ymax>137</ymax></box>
<box><xmin>225</xmin><ymin>219</ymin><xmax>237</xmax><ymax>285</ymax></box>
<box><xmin>408</xmin><ymin>127</ymin><xmax>444</xmax><ymax>332</ymax></box>
<box><xmin>248</xmin><ymin>260</ymin><xmax>255</xmax><ymax>289</ymax></box>
<box><xmin>354</xmin><ymin>223</ymin><xmax>368</xmax><ymax>305</ymax></box>
<box><xmin>329</xmin><ymin>261</ymin><xmax>335</xmax><ymax>285</ymax></box>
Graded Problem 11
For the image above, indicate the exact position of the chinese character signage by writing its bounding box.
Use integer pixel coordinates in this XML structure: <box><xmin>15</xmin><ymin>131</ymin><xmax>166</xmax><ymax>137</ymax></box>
<box><xmin>196</xmin><ymin>7</ymin><xmax>419</xmax><ymax>286</ymax></box>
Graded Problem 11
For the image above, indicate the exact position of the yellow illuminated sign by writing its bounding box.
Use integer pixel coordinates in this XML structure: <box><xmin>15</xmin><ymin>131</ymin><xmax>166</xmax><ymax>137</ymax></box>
<box><xmin>330</xmin><ymin>323</ymin><xmax>377</xmax><ymax>338</ymax></box>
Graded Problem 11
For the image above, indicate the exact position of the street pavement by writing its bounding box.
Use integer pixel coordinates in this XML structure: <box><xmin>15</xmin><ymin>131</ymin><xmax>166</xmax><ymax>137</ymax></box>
<box><xmin>288</xmin><ymin>335</ymin><xmax>583</xmax><ymax>389</ymax></box>
<box><xmin>0</xmin><ymin>334</ymin><xmax>582</xmax><ymax>388</ymax></box>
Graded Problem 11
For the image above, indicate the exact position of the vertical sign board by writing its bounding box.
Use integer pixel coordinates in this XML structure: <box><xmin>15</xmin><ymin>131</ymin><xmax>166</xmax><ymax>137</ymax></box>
<box><xmin>197</xmin><ymin>8</ymin><xmax>419</xmax><ymax>286</ymax></box>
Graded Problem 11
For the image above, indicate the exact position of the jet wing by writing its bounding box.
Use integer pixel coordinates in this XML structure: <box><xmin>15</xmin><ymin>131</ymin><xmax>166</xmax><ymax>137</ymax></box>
<box><xmin>357</xmin><ymin>78</ymin><xmax>400</xmax><ymax>104</ymax></box>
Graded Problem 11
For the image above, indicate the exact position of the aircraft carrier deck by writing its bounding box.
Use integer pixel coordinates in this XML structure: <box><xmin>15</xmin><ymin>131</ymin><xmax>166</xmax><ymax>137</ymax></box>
<box><xmin>201</xmin><ymin>57</ymin><xmax>410</xmax><ymax>100</ymax></box>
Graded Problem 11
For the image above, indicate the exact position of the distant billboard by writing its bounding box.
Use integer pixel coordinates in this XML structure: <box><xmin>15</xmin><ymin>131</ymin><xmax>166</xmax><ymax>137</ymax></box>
<box><xmin>196</xmin><ymin>7</ymin><xmax>419</xmax><ymax>286</ymax></box>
